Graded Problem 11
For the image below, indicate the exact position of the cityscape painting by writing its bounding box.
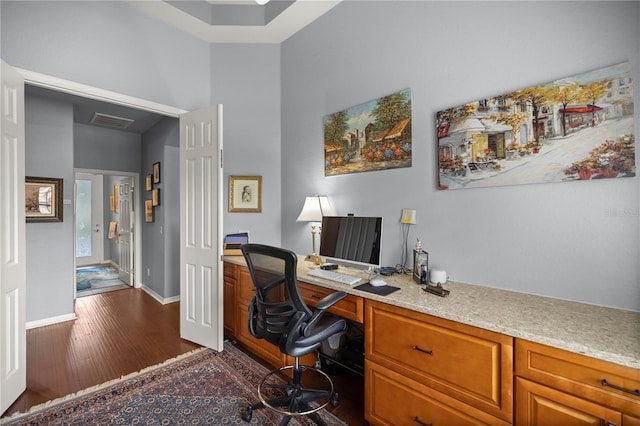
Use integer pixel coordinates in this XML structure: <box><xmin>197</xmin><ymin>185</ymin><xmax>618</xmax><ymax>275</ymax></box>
<box><xmin>324</xmin><ymin>88</ymin><xmax>412</xmax><ymax>176</ymax></box>
<box><xmin>436</xmin><ymin>62</ymin><xmax>635</xmax><ymax>190</ymax></box>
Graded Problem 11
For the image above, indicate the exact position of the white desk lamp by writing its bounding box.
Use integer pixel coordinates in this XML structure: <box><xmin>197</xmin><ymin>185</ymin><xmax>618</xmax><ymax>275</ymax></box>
<box><xmin>296</xmin><ymin>195</ymin><xmax>336</xmax><ymax>264</ymax></box>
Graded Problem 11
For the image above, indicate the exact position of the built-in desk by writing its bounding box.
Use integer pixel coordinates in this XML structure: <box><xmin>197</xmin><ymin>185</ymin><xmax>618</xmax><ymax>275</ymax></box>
<box><xmin>224</xmin><ymin>255</ymin><xmax>640</xmax><ymax>425</ymax></box>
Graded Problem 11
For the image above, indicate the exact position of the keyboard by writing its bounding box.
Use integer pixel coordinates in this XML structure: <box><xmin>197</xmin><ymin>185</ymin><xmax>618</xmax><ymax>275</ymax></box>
<box><xmin>307</xmin><ymin>268</ymin><xmax>362</xmax><ymax>286</ymax></box>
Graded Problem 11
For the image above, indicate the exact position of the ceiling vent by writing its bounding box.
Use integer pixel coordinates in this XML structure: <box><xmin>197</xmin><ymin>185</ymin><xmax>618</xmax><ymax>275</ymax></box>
<box><xmin>90</xmin><ymin>112</ymin><xmax>134</xmax><ymax>130</ymax></box>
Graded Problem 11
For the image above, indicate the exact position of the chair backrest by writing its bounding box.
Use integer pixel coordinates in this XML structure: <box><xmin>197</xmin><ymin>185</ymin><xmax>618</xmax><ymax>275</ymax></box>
<box><xmin>241</xmin><ymin>244</ymin><xmax>313</xmax><ymax>348</ymax></box>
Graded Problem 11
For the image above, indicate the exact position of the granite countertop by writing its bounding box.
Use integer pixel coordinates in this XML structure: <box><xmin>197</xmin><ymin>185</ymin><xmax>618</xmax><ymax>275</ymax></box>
<box><xmin>223</xmin><ymin>255</ymin><xmax>640</xmax><ymax>370</ymax></box>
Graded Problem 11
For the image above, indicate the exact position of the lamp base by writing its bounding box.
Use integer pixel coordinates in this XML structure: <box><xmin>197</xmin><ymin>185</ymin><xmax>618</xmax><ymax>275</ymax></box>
<box><xmin>304</xmin><ymin>254</ymin><xmax>323</xmax><ymax>265</ymax></box>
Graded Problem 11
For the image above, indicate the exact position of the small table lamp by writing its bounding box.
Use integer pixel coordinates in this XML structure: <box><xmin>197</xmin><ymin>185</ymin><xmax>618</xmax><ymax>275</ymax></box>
<box><xmin>296</xmin><ymin>195</ymin><xmax>336</xmax><ymax>264</ymax></box>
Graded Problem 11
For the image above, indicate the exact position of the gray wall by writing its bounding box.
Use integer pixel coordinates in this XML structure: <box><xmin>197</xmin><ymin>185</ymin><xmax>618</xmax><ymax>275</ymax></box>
<box><xmin>280</xmin><ymin>1</ymin><xmax>640</xmax><ymax>311</ymax></box>
<box><xmin>141</xmin><ymin>117</ymin><xmax>180</xmax><ymax>298</ymax></box>
<box><xmin>5</xmin><ymin>1</ymin><xmax>640</xmax><ymax>318</ymax></box>
<box><xmin>210</xmin><ymin>44</ymin><xmax>282</xmax><ymax>246</ymax></box>
<box><xmin>0</xmin><ymin>1</ymin><xmax>211</xmax><ymax>111</ymax></box>
<box><xmin>25</xmin><ymin>94</ymin><xmax>75</xmax><ymax>321</ymax></box>
<box><xmin>74</xmin><ymin>123</ymin><xmax>142</xmax><ymax>173</ymax></box>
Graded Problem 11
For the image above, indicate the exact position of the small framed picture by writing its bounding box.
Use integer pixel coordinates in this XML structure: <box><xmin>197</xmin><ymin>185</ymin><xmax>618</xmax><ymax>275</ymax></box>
<box><xmin>229</xmin><ymin>176</ymin><xmax>262</xmax><ymax>213</ymax></box>
<box><xmin>152</xmin><ymin>189</ymin><xmax>160</xmax><ymax>207</ymax></box>
<box><xmin>153</xmin><ymin>162</ymin><xmax>161</xmax><ymax>184</ymax></box>
<box><xmin>25</xmin><ymin>176</ymin><xmax>64</xmax><ymax>223</ymax></box>
<box><xmin>145</xmin><ymin>199</ymin><xmax>154</xmax><ymax>222</ymax></box>
<box><xmin>146</xmin><ymin>175</ymin><xmax>152</xmax><ymax>191</ymax></box>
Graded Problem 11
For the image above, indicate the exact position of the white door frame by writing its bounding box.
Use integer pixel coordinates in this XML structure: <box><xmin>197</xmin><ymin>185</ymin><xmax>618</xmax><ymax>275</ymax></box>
<box><xmin>74</xmin><ymin>169</ymin><xmax>141</xmax><ymax>288</ymax></box>
<box><xmin>16</xmin><ymin>68</ymin><xmax>224</xmax><ymax>351</ymax></box>
<box><xmin>16</xmin><ymin>68</ymin><xmax>188</xmax><ymax>291</ymax></box>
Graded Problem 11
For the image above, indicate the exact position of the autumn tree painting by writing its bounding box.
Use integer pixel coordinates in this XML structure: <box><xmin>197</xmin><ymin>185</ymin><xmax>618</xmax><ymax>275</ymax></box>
<box><xmin>436</xmin><ymin>62</ymin><xmax>634</xmax><ymax>190</ymax></box>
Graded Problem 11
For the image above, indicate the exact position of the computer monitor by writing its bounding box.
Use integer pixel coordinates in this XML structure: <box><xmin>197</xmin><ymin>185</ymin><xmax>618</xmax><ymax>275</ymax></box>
<box><xmin>319</xmin><ymin>216</ymin><xmax>383</xmax><ymax>270</ymax></box>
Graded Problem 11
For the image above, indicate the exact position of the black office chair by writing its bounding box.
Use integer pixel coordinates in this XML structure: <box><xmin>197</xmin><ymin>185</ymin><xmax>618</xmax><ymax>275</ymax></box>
<box><xmin>240</xmin><ymin>243</ymin><xmax>347</xmax><ymax>426</ymax></box>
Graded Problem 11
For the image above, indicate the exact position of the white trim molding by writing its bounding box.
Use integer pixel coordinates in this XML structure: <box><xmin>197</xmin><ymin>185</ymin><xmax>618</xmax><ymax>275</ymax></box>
<box><xmin>17</xmin><ymin>68</ymin><xmax>188</xmax><ymax>117</ymax></box>
<box><xmin>26</xmin><ymin>313</ymin><xmax>77</xmax><ymax>330</ymax></box>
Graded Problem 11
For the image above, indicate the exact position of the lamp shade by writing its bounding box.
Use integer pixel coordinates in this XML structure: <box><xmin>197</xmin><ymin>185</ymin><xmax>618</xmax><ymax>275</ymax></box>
<box><xmin>296</xmin><ymin>196</ymin><xmax>336</xmax><ymax>222</ymax></box>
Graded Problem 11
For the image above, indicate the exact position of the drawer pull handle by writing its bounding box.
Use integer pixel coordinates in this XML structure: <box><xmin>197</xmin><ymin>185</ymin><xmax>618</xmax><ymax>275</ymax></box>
<box><xmin>412</xmin><ymin>416</ymin><xmax>432</xmax><ymax>426</ymax></box>
<box><xmin>601</xmin><ymin>379</ymin><xmax>640</xmax><ymax>397</ymax></box>
<box><xmin>412</xmin><ymin>345</ymin><xmax>433</xmax><ymax>356</ymax></box>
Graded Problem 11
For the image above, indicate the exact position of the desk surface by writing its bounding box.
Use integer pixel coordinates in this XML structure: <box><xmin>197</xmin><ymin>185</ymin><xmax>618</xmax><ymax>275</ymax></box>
<box><xmin>224</xmin><ymin>255</ymin><xmax>640</xmax><ymax>369</ymax></box>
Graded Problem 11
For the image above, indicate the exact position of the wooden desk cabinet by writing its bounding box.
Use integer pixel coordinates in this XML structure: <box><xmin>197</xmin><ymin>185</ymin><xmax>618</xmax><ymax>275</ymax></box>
<box><xmin>223</xmin><ymin>261</ymin><xmax>640</xmax><ymax>425</ymax></box>
<box><xmin>223</xmin><ymin>262</ymin><xmax>363</xmax><ymax>369</ymax></box>
<box><xmin>365</xmin><ymin>299</ymin><xmax>513</xmax><ymax>425</ymax></box>
<box><xmin>515</xmin><ymin>339</ymin><xmax>640</xmax><ymax>426</ymax></box>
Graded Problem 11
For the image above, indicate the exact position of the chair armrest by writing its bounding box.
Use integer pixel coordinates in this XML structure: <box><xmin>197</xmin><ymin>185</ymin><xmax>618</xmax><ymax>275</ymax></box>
<box><xmin>314</xmin><ymin>291</ymin><xmax>347</xmax><ymax>311</ymax></box>
<box><xmin>302</xmin><ymin>291</ymin><xmax>346</xmax><ymax>337</ymax></box>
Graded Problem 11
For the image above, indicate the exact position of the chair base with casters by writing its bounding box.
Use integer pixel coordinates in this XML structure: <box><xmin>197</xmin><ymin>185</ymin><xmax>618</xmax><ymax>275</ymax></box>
<box><xmin>240</xmin><ymin>356</ymin><xmax>338</xmax><ymax>425</ymax></box>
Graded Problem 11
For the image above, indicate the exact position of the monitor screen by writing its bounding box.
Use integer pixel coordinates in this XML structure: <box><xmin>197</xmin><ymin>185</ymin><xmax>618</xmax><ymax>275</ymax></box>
<box><xmin>319</xmin><ymin>216</ymin><xmax>383</xmax><ymax>269</ymax></box>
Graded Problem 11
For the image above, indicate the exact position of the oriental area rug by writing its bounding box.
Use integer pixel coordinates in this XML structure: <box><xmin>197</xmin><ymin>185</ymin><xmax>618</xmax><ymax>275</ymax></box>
<box><xmin>1</xmin><ymin>343</ymin><xmax>345</xmax><ymax>425</ymax></box>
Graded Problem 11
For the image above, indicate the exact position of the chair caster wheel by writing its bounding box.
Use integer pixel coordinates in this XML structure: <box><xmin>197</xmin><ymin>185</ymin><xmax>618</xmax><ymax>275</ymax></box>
<box><xmin>330</xmin><ymin>392</ymin><xmax>339</xmax><ymax>408</ymax></box>
<box><xmin>240</xmin><ymin>406</ymin><xmax>253</xmax><ymax>422</ymax></box>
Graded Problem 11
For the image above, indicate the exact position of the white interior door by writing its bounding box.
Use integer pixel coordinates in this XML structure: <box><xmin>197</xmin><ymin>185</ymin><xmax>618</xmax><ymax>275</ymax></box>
<box><xmin>179</xmin><ymin>105</ymin><xmax>223</xmax><ymax>351</ymax></box>
<box><xmin>117</xmin><ymin>177</ymin><xmax>133</xmax><ymax>285</ymax></box>
<box><xmin>0</xmin><ymin>60</ymin><xmax>27</xmax><ymax>413</ymax></box>
<box><xmin>75</xmin><ymin>173</ymin><xmax>104</xmax><ymax>267</ymax></box>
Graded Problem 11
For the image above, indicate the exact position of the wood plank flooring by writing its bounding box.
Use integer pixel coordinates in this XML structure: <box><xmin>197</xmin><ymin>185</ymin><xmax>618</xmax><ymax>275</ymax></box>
<box><xmin>1</xmin><ymin>288</ymin><xmax>365</xmax><ymax>425</ymax></box>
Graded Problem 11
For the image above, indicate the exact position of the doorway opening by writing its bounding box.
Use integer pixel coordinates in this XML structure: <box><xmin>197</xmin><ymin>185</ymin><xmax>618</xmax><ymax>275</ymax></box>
<box><xmin>74</xmin><ymin>170</ymin><xmax>138</xmax><ymax>298</ymax></box>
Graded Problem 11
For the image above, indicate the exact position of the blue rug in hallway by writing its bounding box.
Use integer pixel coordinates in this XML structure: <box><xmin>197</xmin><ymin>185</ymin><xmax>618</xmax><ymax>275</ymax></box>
<box><xmin>76</xmin><ymin>265</ymin><xmax>127</xmax><ymax>294</ymax></box>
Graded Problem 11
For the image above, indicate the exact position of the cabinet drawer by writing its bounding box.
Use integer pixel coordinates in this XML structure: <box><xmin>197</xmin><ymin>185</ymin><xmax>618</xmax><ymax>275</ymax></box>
<box><xmin>515</xmin><ymin>377</ymin><xmax>621</xmax><ymax>426</ymax></box>
<box><xmin>237</xmin><ymin>267</ymin><xmax>256</xmax><ymax>305</ymax></box>
<box><xmin>516</xmin><ymin>339</ymin><xmax>640</xmax><ymax>417</ymax></box>
<box><xmin>223</xmin><ymin>262</ymin><xmax>237</xmax><ymax>278</ymax></box>
<box><xmin>365</xmin><ymin>300</ymin><xmax>513</xmax><ymax>422</ymax></box>
<box><xmin>366</xmin><ymin>361</ymin><xmax>510</xmax><ymax>426</ymax></box>
<box><xmin>298</xmin><ymin>281</ymin><xmax>364</xmax><ymax>323</ymax></box>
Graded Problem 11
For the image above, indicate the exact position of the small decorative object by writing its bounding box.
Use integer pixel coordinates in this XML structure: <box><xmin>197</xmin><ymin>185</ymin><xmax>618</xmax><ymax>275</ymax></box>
<box><xmin>145</xmin><ymin>175</ymin><xmax>152</xmax><ymax>191</ymax></box>
<box><xmin>413</xmin><ymin>248</ymin><xmax>428</xmax><ymax>284</ymax></box>
<box><xmin>229</xmin><ymin>176</ymin><xmax>262</xmax><ymax>212</ymax></box>
<box><xmin>324</xmin><ymin>88</ymin><xmax>413</xmax><ymax>176</ymax></box>
<box><xmin>152</xmin><ymin>188</ymin><xmax>160</xmax><ymax>207</ymax></box>
<box><xmin>153</xmin><ymin>162</ymin><xmax>161</xmax><ymax>184</ymax></box>
<box><xmin>145</xmin><ymin>199</ymin><xmax>153</xmax><ymax>222</ymax></box>
<box><xmin>430</xmin><ymin>269</ymin><xmax>448</xmax><ymax>285</ymax></box>
<box><xmin>25</xmin><ymin>176</ymin><xmax>63</xmax><ymax>223</ymax></box>
<box><xmin>437</xmin><ymin>61</ymin><xmax>634</xmax><ymax>190</ymax></box>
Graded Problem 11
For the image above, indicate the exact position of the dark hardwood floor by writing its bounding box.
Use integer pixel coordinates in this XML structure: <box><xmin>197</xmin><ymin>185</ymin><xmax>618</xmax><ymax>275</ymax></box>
<box><xmin>1</xmin><ymin>287</ymin><xmax>366</xmax><ymax>425</ymax></box>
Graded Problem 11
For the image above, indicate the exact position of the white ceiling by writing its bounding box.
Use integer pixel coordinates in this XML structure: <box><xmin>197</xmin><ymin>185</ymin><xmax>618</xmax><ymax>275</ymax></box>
<box><xmin>129</xmin><ymin>0</ymin><xmax>342</xmax><ymax>43</ymax></box>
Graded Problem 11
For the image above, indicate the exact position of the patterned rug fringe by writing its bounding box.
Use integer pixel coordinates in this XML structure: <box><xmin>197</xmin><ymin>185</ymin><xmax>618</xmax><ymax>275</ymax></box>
<box><xmin>1</xmin><ymin>344</ymin><xmax>346</xmax><ymax>425</ymax></box>
<box><xmin>1</xmin><ymin>347</ymin><xmax>207</xmax><ymax>422</ymax></box>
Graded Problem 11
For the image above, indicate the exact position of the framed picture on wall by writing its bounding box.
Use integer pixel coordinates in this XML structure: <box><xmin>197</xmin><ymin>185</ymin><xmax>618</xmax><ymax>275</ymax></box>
<box><xmin>229</xmin><ymin>175</ymin><xmax>262</xmax><ymax>212</ymax></box>
<box><xmin>153</xmin><ymin>162</ymin><xmax>161</xmax><ymax>184</ymax></box>
<box><xmin>145</xmin><ymin>199</ymin><xmax>153</xmax><ymax>222</ymax></box>
<box><xmin>152</xmin><ymin>189</ymin><xmax>160</xmax><ymax>206</ymax></box>
<box><xmin>146</xmin><ymin>175</ymin><xmax>153</xmax><ymax>191</ymax></box>
<box><xmin>25</xmin><ymin>176</ymin><xmax>63</xmax><ymax>223</ymax></box>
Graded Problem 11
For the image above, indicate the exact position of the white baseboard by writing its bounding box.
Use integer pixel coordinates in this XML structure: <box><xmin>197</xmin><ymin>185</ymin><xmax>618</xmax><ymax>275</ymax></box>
<box><xmin>141</xmin><ymin>284</ymin><xmax>179</xmax><ymax>305</ymax></box>
<box><xmin>26</xmin><ymin>312</ymin><xmax>77</xmax><ymax>330</ymax></box>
